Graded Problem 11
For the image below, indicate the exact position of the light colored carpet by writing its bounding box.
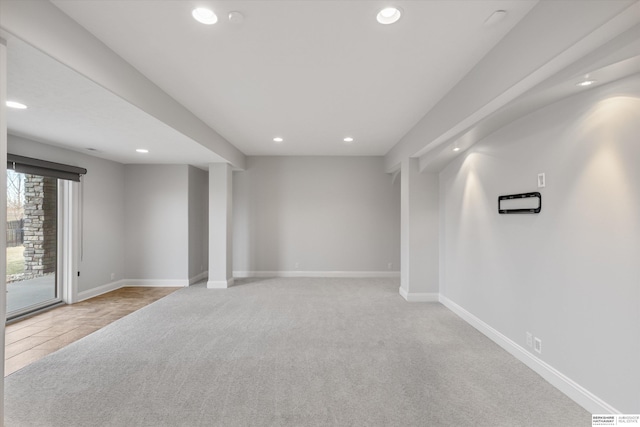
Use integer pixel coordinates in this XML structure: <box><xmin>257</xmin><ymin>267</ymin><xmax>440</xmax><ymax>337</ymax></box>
<box><xmin>5</xmin><ymin>278</ymin><xmax>590</xmax><ymax>426</ymax></box>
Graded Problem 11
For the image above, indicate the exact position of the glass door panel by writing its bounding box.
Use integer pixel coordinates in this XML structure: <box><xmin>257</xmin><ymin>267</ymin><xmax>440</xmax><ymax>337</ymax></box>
<box><xmin>6</xmin><ymin>170</ymin><xmax>60</xmax><ymax>318</ymax></box>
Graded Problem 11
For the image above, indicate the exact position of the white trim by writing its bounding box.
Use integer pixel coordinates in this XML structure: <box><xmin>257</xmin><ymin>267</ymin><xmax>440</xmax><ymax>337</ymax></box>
<box><xmin>60</xmin><ymin>179</ymin><xmax>73</xmax><ymax>304</ymax></box>
<box><xmin>439</xmin><ymin>295</ymin><xmax>620</xmax><ymax>414</ymax></box>
<box><xmin>77</xmin><ymin>279</ymin><xmax>126</xmax><ymax>302</ymax></box>
<box><xmin>61</xmin><ymin>180</ymin><xmax>80</xmax><ymax>304</ymax></box>
<box><xmin>56</xmin><ymin>180</ymin><xmax>65</xmax><ymax>305</ymax></box>
<box><xmin>207</xmin><ymin>278</ymin><xmax>234</xmax><ymax>289</ymax></box>
<box><xmin>233</xmin><ymin>271</ymin><xmax>400</xmax><ymax>279</ymax></box>
<box><xmin>1</xmin><ymin>37</ymin><xmax>8</xmax><ymax>403</ymax></box>
<box><xmin>189</xmin><ymin>271</ymin><xmax>208</xmax><ymax>285</ymax></box>
<box><xmin>126</xmin><ymin>279</ymin><xmax>189</xmax><ymax>288</ymax></box>
<box><xmin>398</xmin><ymin>287</ymin><xmax>439</xmax><ymax>302</ymax></box>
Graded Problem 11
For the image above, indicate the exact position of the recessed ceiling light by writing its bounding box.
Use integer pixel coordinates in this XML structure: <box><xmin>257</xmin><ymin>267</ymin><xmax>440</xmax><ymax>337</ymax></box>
<box><xmin>377</xmin><ymin>7</ymin><xmax>402</xmax><ymax>25</ymax></box>
<box><xmin>453</xmin><ymin>146</ymin><xmax>461</xmax><ymax>152</ymax></box>
<box><xmin>343</xmin><ymin>137</ymin><xmax>354</xmax><ymax>143</ymax></box>
<box><xmin>6</xmin><ymin>101</ymin><xmax>27</xmax><ymax>109</ymax></box>
<box><xmin>192</xmin><ymin>7</ymin><xmax>217</xmax><ymax>25</ymax></box>
<box><xmin>273</xmin><ymin>137</ymin><xmax>284</xmax><ymax>143</ymax></box>
<box><xmin>577</xmin><ymin>80</ymin><xmax>596</xmax><ymax>87</ymax></box>
<box><xmin>136</xmin><ymin>149</ymin><xmax>149</xmax><ymax>153</ymax></box>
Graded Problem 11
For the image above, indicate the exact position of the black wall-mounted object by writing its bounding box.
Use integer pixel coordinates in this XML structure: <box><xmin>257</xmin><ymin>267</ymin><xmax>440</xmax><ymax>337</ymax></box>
<box><xmin>498</xmin><ymin>192</ymin><xmax>541</xmax><ymax>214</ymax></box>
<box><xmin>7</xmin><ymin>154</ymin><xmax>87</xmax><ymax>182</ymax></box>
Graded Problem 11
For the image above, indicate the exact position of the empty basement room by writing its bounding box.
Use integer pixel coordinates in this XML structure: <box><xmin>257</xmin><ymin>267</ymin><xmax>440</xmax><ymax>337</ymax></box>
<box><xmin>1</xmin><ymin>0</ymin><xmax>639</xmax><ymax>426</ymax></box>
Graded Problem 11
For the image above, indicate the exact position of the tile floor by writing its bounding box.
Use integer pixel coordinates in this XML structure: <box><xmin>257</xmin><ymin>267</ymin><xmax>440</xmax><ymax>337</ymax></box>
<box><xmin>4</xmin><ymin>287</ymin><xmax>180</xmax><ymax>376</ymax></box>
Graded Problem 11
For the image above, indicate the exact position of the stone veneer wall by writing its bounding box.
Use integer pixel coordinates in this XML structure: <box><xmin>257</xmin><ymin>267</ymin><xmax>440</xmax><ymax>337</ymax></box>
<box><xmin>22</xmin><ymin>174</ymin><xmax>57</xmax><ymax>278</ymax></box>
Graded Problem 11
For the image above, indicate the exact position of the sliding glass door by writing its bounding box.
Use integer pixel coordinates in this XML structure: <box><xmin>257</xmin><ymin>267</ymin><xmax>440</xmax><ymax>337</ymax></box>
<box><xmin>6</xmin><ymin>170</ymin><xmax>61</xmax><ymax>319</ymax></box>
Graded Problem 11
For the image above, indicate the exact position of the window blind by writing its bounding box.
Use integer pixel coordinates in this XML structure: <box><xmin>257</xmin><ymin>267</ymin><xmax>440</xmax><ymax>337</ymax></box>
<box><xmin>7</xmin><ymin>154</ymin><xmax>87</xmax><ymax>182</ymax></box>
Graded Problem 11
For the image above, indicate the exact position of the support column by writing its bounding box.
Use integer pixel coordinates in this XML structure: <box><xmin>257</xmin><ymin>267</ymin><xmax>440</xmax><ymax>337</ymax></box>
<box><xmin>1</xmin><ymin>36</ymin><xmax>8</xmax><ymax>418</ymax></box>
<box><xmin>400</xmin><ymin>158</ymin><xmax>439</xmax><ymax>301</ymax></box>
<box><xmin>207</xmin><ymin>163</ymin><xmax>234</xmax><ymax>288</ymax></box>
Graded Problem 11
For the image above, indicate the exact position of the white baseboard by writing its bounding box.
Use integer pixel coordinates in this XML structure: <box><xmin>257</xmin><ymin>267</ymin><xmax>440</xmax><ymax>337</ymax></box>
<box><xmin>189</xmin><ymin>271</ymin><xmax>208</xmax><ymax>285</ymax></box>
<box><xmin>233</xmin><ymin>271</ymin><xmax>400</xmax><ymax>278</ymax></box>
<box><xmin>439</xmin><ymin>295</ymin><xmax>619</xmax><ymax>414</ymax></box>
<box><xmin>398</xmin><ymin>286</ymin><xmax>439</xmax><ymax>302</ymax></box>
<box><xmin>207</xmin><ymin>278</ymin><xmax>235</xmax><ymax>289</ymax></box>
<box><xmin>125</xmin><ymin>279</ymin><xmax>189</xmax><ymax>288</ymax></box>
<box><xmin>77</xmin><ymin>279</ymin><xmax>126</xmax><ymax>302</ymax></box>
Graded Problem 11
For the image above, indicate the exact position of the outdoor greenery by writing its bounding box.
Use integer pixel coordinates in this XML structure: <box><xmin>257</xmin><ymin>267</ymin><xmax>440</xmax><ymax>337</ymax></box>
<box><xmin>6</xmin><ymin>245</ymin><xmax>25</xmax><ymax>275</ymax></box>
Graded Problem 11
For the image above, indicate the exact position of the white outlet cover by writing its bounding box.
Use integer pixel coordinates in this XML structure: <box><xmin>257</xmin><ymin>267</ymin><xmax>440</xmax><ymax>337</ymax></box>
<box><xmin>526</xmin><ymin>332</ymin><xmax>533</xmax><ymax>347</ymax></box>
<box><xmin>537</xmin><ymin>173</ymin><xmax>546</xmax><ymax>188</ymax></box>
<box><xmin>534</xmin><ymin>337</ymin><xmax>542</xmax><ymax>354</ymax></box>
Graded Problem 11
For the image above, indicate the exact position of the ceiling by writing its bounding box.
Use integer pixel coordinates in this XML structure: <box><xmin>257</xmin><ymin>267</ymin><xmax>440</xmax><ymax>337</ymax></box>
<box><xmin>8</xmin><ymin>0</ymin><xmax>537</xmax><ymax>164</ymax></box>
<box><xmin>419</xmin><ymin>23</ymin><xmax>640</xmax><ymax>171</ymax></box>
<box><xmin>6</xmin><ymin>37</ymin><xmax>225</xmax><ymax>168</ymax></box>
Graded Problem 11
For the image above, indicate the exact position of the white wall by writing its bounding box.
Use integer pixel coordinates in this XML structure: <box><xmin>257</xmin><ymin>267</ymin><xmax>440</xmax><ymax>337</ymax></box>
<box><xmin>439</xmin><ymin>74</ymin><xmax>640</xmax><ymax>413</ymax></box>
<box><xmin>5</xmin><ymin>143</ymin><xmax>205</xmax><ymax>288</ymax></box>
<box><xmin>233</xmin><ymin>156</ymin><xmax>400</xmax><ymax>275</ymax></box>
<box><xmin>188</xmin><ymin>165</ymin><xmax>207</xmax><ymax>281</ymax></box>
<box><xmin>124</xmin><ymin>164</ymin><xmax>189</xmax><ymax>282</ymax></box>
<box><xmin>7</xmin><ymin>135</ymin><xmax>126</xmax><ymax>294</ymax></box>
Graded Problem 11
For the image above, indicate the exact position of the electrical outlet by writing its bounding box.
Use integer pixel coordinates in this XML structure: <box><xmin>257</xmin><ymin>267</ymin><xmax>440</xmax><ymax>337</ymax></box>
<box><xmin>294</xmin><ymin>262</ymin><xmax>299</xmax><ymax>270</ymax></box>
<box><xmin>110</xmin><ymin>273</ymin><xmax>115</xmax><ymax>280</ymax></box>
<box><xmin>537</xmin><ymin>173</ymin><xmax>546</xmax><ymax>188</ymax></box>
<box><xmin>526</xmin><ymin>332</ymin><xmax>533</xmax><ymax>347</ymax></box>
<box><xmin>534</xmin><ymin>337</ymin><xmax>542</xmax><ymax>354</ymax></box>
<box><xmin>387</xmin><ymin>262</ymin><xmax>393</xmax><ymax>270</ymax></box>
